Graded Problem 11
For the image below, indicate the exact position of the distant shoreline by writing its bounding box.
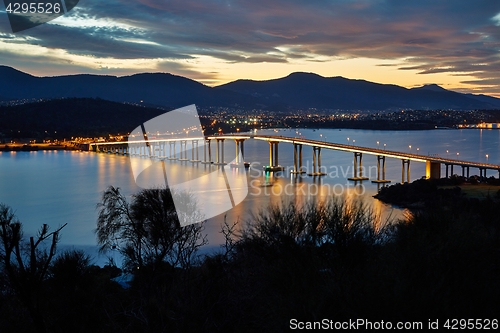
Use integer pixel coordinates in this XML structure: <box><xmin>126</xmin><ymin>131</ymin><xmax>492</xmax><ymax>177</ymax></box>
<box><xmin>0</xmin><ymin>143</ymin><xmax>77</xmax><ymax>152</ymax></box>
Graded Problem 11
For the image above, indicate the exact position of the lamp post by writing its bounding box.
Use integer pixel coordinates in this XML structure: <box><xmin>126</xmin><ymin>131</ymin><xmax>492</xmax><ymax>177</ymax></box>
<box><xmin>347</xmin><ymin>137</ymin><xmax>350</xmax><ymax>145</ymax></box>
<box><xmin>377</xmin><ymin>141</ymin><xmax>380</xmax><ymax>149</ymax></box>
<box><xmin>384</xmin><ymin>143</ymin><xmax>386</xmax><ymax>150</ymax></box>
<box><xmin>409</xmin><ymin>145</ymin><xmax>412</xmax><ymax>153</ymax></box>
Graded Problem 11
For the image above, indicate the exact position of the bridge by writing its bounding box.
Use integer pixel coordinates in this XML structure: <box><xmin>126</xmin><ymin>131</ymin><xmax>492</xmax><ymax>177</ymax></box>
<box><xmin>80</xmin><ymin>134</ymin><xmax>500</xmax><ymax>184</ymax></box>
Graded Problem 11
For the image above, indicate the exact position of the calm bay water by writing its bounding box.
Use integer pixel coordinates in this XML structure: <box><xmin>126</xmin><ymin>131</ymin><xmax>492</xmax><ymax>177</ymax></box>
<box><xmin>1</xmin><ymin>128</ymin><xmax>499</xmax><ymax>263</ymax></box>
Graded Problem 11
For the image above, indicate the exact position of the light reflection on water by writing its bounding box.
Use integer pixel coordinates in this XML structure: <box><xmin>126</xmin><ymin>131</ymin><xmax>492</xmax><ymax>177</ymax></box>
<box><xmin>0</xmin><ymin>128</ymin><xmax>498</xmax><ymax>263</ymax></box>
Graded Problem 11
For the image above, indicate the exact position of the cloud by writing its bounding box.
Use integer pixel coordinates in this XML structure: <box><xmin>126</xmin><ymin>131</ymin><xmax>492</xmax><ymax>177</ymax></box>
<box><xmin>1</xmin><ymin>0</ymin><xmax>500</xmax><ymax>95</ymax></box>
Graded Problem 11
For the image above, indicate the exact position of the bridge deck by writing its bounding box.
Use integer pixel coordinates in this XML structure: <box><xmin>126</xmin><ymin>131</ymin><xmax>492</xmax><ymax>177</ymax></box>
<box><xmin>211</xmin><ymin>134</ymin><xmax>500</xmax><ymax>171</ymax></box>
<box><xmin>88</xmin><ymin>134</ymin><xmax>500</xmax><ymax>171</ymax></box>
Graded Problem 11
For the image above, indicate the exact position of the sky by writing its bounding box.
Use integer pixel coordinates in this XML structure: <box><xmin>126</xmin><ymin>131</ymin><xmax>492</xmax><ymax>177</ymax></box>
<box><xmin>1</xmin><ymin>0</ymin><xmax>500</xmax><ymax>96</ymax></box>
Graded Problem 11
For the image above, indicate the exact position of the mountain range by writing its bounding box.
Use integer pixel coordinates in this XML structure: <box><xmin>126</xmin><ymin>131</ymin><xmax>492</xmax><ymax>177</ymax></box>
<box><xmin>1</xmin><ymin>65</ymin><xmax>499</xmax><ymax>111</ymax></box>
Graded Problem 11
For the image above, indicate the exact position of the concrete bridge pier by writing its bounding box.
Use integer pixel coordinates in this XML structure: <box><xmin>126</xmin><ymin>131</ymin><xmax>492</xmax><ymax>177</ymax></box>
<box><xmin>264</xmin><ymin>141</ymin><xmax>283</xmax><ymax>172</ymax></box>
<box><xmin>167</xmin><ymin>141</ymin><xmax>177</xmax><ymax>160</ymax></box>
<box><xmin>158</xmin><ymin>143</ymin><xmax>165</xmax><ymax>159</ymax></box>
<box><xmin>154</xmin><ymin>143</ymin><xmax>160</xmax><ymax>159</ymax></box>
<box><xmin>372</xmin><ymin>155</ymin><xmax>391</xmax><ymax>183</ymax></box>
<box><xmin>479</xmin><ymin>168</ymin><xmax>487</xmax><ymax>180</ymax></box>
<box><xmin>348</xmin><ymin>152</ymin><xmax>369</xmax><ymax>181</ymax></box>
<box><xmin>426</xmin><ymin>161</ymin><xmax>441</xmax><ymax>179</ymax></box>
<box><xmin>307</xmin><ymin>146</ymin><xmax>326</xmax><ymax>176</ymax></box>
<box><xmin>291</xmin><ymin>143</ymin><xmax>305</xmax><ymax>174</ymax></box>
<box><xmin>214</xmin><ymin>138</ymin><xmax>226</xmax><ymax>165</ymax></box>
<box><xmin>146</xmin><ymin>143</ymin><xmax>154</xmax><ymax>158</ymax></box>
<box><xmin>190</xmin><ymin>140</ymin><xmax>201</xmax><ymax>163</ymax></box>
<box><xmin>402</xmin><ymin>159</ymin><xmax>411</xmax><ymax>183</ymax></box>
<box><xmin>201</xmin><ymin>139</ymin><xmax>212</xmax><ymax>164</ymax></box>
<box><xmin>179</xmin><ymin>140</ymin><xmax>189</xmax><ymax>161</ymax></box>
<box><xmin>231</xmin><ymin>139</ymin><xmax>248</xmax><ymax>168</ymax></box>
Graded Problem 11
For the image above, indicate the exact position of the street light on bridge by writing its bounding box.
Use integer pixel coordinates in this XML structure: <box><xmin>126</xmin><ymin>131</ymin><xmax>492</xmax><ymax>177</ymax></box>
<box><xmin>409</xmin><ymin>145</ymin><xmax>412</xmax><ymax>153</ymax></box>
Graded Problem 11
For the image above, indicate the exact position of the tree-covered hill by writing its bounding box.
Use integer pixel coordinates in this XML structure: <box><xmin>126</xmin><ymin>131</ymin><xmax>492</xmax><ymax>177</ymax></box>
<box><xmin>0</xmin><ymin>98</ymin><xmax>169</xmax><ymax>139</ymax></box>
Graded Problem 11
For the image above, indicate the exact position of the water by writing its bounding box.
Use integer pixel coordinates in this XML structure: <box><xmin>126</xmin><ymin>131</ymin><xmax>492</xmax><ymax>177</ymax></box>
<box><xmin>1</xmin><ymin>128</ymin><xmax>499</xmax><ymax>263</ymax></box>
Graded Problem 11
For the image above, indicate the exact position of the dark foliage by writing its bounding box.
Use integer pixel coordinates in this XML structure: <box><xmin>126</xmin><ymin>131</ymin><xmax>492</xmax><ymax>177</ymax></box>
<box><xmin>1</xmin><ymin>189</ymin><xmax>500</xmax><ymax>331</ymax></box>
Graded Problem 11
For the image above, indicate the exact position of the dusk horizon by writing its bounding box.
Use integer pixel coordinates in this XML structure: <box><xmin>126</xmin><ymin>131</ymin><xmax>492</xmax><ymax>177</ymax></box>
<box><xmin>0</xmin><ymin>64</ymin><xmax>490</xmax><ymax>94</ymax></box>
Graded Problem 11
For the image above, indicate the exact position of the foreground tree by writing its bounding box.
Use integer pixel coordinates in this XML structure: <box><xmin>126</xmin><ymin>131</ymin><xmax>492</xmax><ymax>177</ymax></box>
<box><xmin>0</xmin><ymin>203</ymin><xmax>66</xmax><ymax>333</ymax></box>
<box><xmin>96</xmin><ymin>186</ymin><xmax>207</xmax><ymax>271</ymax></box>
